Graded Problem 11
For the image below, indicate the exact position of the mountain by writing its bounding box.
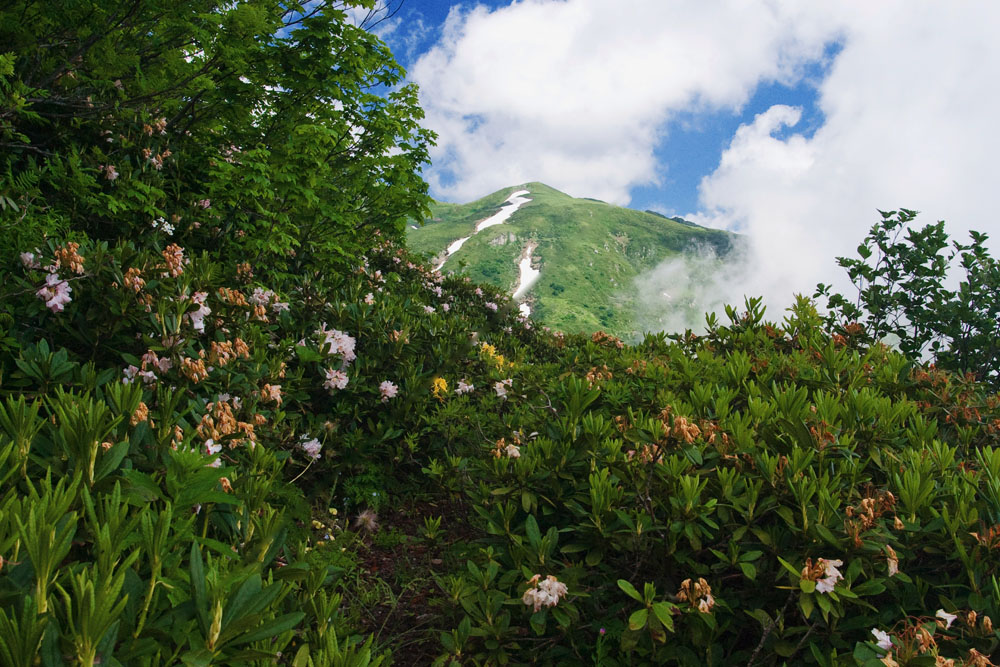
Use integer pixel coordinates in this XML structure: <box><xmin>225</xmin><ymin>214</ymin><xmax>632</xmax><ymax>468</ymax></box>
<box><xmin>407</xmin><ymin>182</ymin><xmax>736</xmax><ymax>338</ymax></box>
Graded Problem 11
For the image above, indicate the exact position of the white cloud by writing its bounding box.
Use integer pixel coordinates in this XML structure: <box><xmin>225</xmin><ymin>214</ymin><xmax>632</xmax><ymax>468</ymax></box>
<box><xmin>695</xmin><ymin>3</ymin><xmax>1000</xmax><ymax>311</ymax></box>
<box><xmin>411</xmin><ymin>1</ymin><xmax>1000</xmax><ymax>329</ymax></box>
<box><xmin>412</xmin><ymin>1</ymin><xmax>844</xmax><ymax>204</ymax></box>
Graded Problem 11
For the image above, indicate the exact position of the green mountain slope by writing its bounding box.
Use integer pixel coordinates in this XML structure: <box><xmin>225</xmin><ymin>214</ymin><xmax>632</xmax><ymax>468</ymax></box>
<box><xmin>407</xmin><ymin>182</ymin><xmax>735</xmax><ymax>338</ymax></box>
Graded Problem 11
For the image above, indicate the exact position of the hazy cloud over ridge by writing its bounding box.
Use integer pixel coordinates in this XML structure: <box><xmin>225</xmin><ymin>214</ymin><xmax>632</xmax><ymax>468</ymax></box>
<box><xmin>694</xmin><ymin>3</ymin><xmax>1000</xmax><ymax>310</ymax></box>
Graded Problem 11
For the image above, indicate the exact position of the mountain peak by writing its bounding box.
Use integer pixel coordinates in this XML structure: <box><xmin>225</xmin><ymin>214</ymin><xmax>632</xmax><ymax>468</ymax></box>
<box><xmin>410</xmin><ymin>185</ymin><xmax>735</xmax><ymax>338</ymax></box>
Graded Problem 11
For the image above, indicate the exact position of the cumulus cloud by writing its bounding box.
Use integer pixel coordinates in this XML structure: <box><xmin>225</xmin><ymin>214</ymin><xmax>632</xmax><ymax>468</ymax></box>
<box><xmin>694</xmin><ymin>2</ymin><xmax>1000</xmax><ymax>312</ymax></box>
<box><xmin>411</xmin><ymin>1</ymin><xmax>844</xmax><ymax>204</ymax></box>
<box><xmin>410</xmin><ymin>1</ymin><xmax>1000</xmax><ymax>331</ymax></box>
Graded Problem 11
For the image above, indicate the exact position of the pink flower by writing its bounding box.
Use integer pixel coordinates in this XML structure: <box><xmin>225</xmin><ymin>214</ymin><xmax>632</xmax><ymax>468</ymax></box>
<box><xmin>442</xmin><ymin>303</ymin><xmax>450</xmax><ymax>312</ymax></box>
<box><xmin>364</xmin><ymin>292</ymin><xmax>375</xmax><ymax>304</ymax></box>
<box><xmin>456</xmin><ymin>380</ymin><xmax>474</xmax><ymax>395</ymax></box>
<box><xmin>494</xmin><ymin>379</ymin><xmax>512</xmax><ymax>398</ymax></box>
<box><xmin>299</xmin><ymin>435</ymin><xmax>322</xmax><ymax>460</ymax></box>
<box><xmin>379</xmin><ymin>380</ymin><xmax>398</xmax><ymax>402</ymax></box>
<box><xmin>505</xmin><ymin>443</ymin><xmax>521</xmax><ymax>458</ymax></box>
<box><xmin>186</xmin><ymin>291</ymin><xmax>211</xmax><ymax>333</ymax></box>
<box><xmin>324</xmin><ymin>368</ymin><xmax>349</xmax><ymax>392</ymax></box>
<box><xmin>475</xmin><ymin>288</ymin><xmax>483</xmax><ymax>296</ymax></box>
<box><xmin>262</xmin><ymin>384</ymin><xmax>282</xmax><ymax>405</ymax></box>
<box><xmin>315</xmin><ymin>324</ymin><xmax>356</xmax><ymax>363</ymax></box>
<box><xmin>485</xmin><ymin>302</ymin><xmax>498</xmax><ymax>312</ymax></box>
<box><xmin>198</xmin><ymin>198</ymin><xmax>211</xmax><ymax>209</ymax></box>
<box><xmin>424</xmin><ymin>305</ymin><xmax>435</xmax><ymax>314</ymax></box>
<box><xmin>20</xmin><ymin>252</ymin><xmax>40</xmax><ymax>269</ymax></box>
<box><xmin>36</xmin><ymin>272</ymin><xmax>72</xmax><ymax>312</ymax></box>
<box><xmin>102</xmin><ymin>164</ymin><xmax>119</xmax><ymax>181</ymax></box>
<box><xmin>871</xmin><ymin>629</ymin><xmax>893</xmax><ymax>651</ymax></box>
<box><xmin>123</xmin><ymin>365</ymin><xmax>140</xmax><ymax>384</ymax></box>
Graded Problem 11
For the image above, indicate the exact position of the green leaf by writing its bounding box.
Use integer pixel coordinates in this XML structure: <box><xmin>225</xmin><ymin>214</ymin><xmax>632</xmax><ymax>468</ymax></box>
<box><xmin>618</xmin><ymin>579</ymin><xmax>643</xmax><ymax>602</ymax></box>
<box><xmin>524</xmin><ymin>515</ymin><xmax>541</xmax><ymax>550</ymax></box>
<box><xmin>628</xmin><ymin>608</ymin><xmax>649</xmax><ymax>631</ymax></box>
<box><xmin>651</xmin><ymin>602</ymin><xmax>675</xmax><ymax>632</ymax></box>
<box><xmin>235</xmin><ymin>612</ymin><xmax>305</xmax><ymax>645</ymax></box>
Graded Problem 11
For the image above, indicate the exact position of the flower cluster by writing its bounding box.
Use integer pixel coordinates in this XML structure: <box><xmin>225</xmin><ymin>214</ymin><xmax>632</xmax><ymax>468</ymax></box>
<box><xmin>379</xmin><ymin>380</ymin><xmax>398</xmax><ymax>403</ymax></box>
<box><xmin>432</xmin><ymin>377</ymin><xmax>448</xmax><ymax>400</ymax></box>
<box><xmin>249</xmin><ymin>287</ymin><xmax>289</xmax><ymax>313</ymax></box>
<box><xmin>456</xmin><ymin>379</ymin><xmax>474</xmax><ymax>395</ymax></box>
<box><xmin>521</xmin><ymin>574</ymin><xmax>568</xmax><ymax>612</ymax></box>
<box><xmin>299</xmin><ymin>434</ymin><xmax>322</xmax><ymax>460</ymax></box>
<box><xmin>676</xmin><ymin>577</ymin><xmax>716</xmax><ymax>613</ymax></box>
<box><xmin>494</xmin><ymin>378</ymin><xmax>513</xmax><ymax>398</ymax></box>
<box><xmin>316</xmin><ymin>324</ymin><xmax>356</xmax><ymax>363</ymax></box>
<box><xmin>800</xmin><ymin>557</ymin><xmax>843</xmax><ymax>594</ymax></box>
<box><xmin>161</xmin><ymin>244</ymin><xmax>187</xmax><ymax>277</ymax></box>
<box><xmin>36</xmin><ymin>273</ymin><xmax>73</xmax><ymax>313</ymax></box>
<box><xmin>324</xmin><ymin>369</ymin><xmax>349</xmax><ymax>392</ymax></box>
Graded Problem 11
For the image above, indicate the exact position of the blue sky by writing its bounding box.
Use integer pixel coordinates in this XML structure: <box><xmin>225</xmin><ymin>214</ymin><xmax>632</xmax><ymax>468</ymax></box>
<box><xmin>377</xmin><ymin>0</ymin><xmax>836</xmax><ymax>215</ymax></box>
<box><xmin>362</xmin><ymin>1</ymin><xmax>1000</xmax><ymax>316</ymax></box>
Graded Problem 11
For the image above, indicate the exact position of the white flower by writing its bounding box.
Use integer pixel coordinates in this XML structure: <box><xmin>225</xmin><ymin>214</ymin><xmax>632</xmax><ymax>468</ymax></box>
<box><xmin>152</xmin><ymin>217</ymin><xmax>174</xmax><ymax>235</ymax></box>
<box><xmin>815</xmin><ymin>558</ymin><xmax>843</xmax><ymax>594</ymax></box>
<box><xmin>456</xmin><ymin>380</ymin><xmax>474</xmax><ymax>395</ymax></box>
<box><xmin>871</xmin><ymin>628</ymin><xmax>893</xmax><ymax>651</ymax></box>
<box><xmin>442</xmin><ymin>303</ymin><xmax>450</xmax><ymax>312</ymax></box>
<box><xmin>886</xmin><ymin>545</ymin><xmax>899</xmax><ymax>577</ymax></box>
<box><xmin>424</xmin><ymin>305</ymin><xmax>435</xmax><ymax>314</ymax></box>
<box><xmin>522</xmin><ymin>575</ymin><xmax>568</xmax><ymax>612</ymax></box>
<box><xmin>936</xmin><ymin>609</ymin><xmax>958</xmax><ymax>629</ymax></box>
<box><xmin>364</xmin><ymin>292</ymin><xmax>374</xmax><ymax>304</ymax></box>
<box><xmin>494</xmin><ymin>379</ymin><xmax>512</xmax><ymax>398</ymax></box>
<box><xmin>204</xmin><ymin>439</ymin><xmax>222</xmax><ymax>468</ymax></box>
<box><xmin>505</xmin><ymin>443</ymin><xmax>521</xmax><ymax>458</ymax></box>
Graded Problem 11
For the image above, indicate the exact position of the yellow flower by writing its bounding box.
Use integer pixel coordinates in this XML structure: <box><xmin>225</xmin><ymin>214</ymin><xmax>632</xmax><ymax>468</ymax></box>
<box><xmin>432</xmin><ymin>377</ymin><xmax>448</xmax><ymax>401</ymax></box>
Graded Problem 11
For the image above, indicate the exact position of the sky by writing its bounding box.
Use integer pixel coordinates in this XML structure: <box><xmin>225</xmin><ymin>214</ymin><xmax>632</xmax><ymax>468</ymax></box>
<box><xmin>356</xmin><ymin>1</ymin><xmax>1000</xmax><ymax>321</ymax></box>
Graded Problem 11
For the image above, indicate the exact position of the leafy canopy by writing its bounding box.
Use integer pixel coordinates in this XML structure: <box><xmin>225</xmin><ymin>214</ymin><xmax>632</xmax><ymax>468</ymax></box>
<box><xmin>0</xmin><ymin>0</ymin><xmax>434</xmax><ymax>277</ymax></box>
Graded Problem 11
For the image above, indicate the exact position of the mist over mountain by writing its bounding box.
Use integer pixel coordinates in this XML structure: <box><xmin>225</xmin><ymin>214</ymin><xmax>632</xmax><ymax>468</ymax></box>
<box><xmin>408</xmin><ymin>182</ymin><xmax>739</xmax><ymax>338</ymax></box>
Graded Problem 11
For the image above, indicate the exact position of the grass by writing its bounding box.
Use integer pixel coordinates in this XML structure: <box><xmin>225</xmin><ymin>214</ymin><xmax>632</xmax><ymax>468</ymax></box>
<box><xmin>408</xmin><ymin>182</ymin><xmax>736</xmax><ymax>339</ymax></box>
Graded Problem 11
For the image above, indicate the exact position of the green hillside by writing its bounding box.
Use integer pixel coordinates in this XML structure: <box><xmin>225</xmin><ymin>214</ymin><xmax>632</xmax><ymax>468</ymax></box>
<box><xmin>407</xmin><ymin>182</ymin><xmax>735</xmax><ymax>338</ymax></box>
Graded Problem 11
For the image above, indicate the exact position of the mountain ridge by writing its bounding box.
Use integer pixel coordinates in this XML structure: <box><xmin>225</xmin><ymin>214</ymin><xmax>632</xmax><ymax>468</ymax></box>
<box><xmin>408</xmin><ymin>182</ymin><xmax>736</xmax><ymax>338</ymax></box>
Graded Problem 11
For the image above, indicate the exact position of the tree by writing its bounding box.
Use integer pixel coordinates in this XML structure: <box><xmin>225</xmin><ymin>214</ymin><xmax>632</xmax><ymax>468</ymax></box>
<box><xmin>0</xmin><ymin>0</ymin><xmax>434</xmax><ymax>275</ymax></box>
<box><xmin>817</xmin><ymin>209</ymin><xmax>1000</xmax><ymax>387</ymax></box>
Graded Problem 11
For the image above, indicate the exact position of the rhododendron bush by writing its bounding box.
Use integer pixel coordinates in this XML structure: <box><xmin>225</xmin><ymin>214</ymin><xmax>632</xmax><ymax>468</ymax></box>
<box><xmin>3</xmin><ymin>1</ymin><xmax>1000</xmax><ymax>666</ymax></box>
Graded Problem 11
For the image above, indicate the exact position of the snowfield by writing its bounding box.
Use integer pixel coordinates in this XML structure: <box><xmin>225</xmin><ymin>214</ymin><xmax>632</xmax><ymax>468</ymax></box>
<box><xmin>435</xmin><ymin>189</ymin><xmax>532</xmax><ymax>271</ymax></box>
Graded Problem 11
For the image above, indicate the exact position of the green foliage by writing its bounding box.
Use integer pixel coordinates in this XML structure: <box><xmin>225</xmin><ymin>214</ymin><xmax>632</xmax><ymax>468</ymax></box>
<box><xmin>817</xmin><ymin>209</ymin><xmax>1000</xmax><ymax>387</ymax></box>
<box><xmin>0</xmin><ymin>0</ymin><xmax>433</xmax><ymax>277</ymax></box>
<box><xmin>3</xmin><ymin>0</ymin><xmax>1000</xmax><ymax>664</ymax></box>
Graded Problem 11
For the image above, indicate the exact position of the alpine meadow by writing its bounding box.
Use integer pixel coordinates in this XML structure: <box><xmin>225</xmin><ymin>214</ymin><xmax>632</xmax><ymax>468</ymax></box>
<box><xmin>3</xmin><ymin>2</ymin><xmax>1000</xmax><ymax>666</ymax></box>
